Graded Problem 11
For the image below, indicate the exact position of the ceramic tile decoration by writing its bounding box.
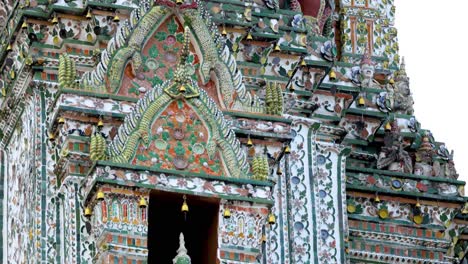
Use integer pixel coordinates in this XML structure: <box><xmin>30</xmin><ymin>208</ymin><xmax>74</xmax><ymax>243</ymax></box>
<box><xmin>0</xmin><ymin>0</ymin><xmax>467</xmax><ymax>263</ymax></box>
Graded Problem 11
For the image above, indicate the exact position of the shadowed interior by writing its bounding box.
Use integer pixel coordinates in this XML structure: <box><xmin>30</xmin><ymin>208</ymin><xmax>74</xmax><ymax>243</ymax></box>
<box><xmin>147</xmin><ymin>190</ymin><xmax>219</xmax><ymax>263</ymax></box>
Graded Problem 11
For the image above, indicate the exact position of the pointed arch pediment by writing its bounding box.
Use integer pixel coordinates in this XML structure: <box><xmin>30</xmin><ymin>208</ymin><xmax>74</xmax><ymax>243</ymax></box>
<box><xmin>107</xmin><ymin>77</ymin><xmax>250</xmax><ymax>179</ymax></box>
<box><xmin>79</xmin><ymin>4</ymin><xmax>261</xmax><ymax>112</ymax></box>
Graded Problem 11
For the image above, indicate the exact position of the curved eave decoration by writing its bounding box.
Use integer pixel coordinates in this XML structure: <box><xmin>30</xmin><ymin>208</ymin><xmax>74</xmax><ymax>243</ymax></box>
<box><xmin>78</xmin><ymin>1</ymin><xmax>257</xmax><ymax>111</ymax></box>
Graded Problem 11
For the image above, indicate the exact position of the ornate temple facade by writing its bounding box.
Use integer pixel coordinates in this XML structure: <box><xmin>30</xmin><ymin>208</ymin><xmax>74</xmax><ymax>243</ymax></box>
<box><xmin>1</xmin><ymin>0</ymin><xmax>467</xmax><ymax>263</ymax></box>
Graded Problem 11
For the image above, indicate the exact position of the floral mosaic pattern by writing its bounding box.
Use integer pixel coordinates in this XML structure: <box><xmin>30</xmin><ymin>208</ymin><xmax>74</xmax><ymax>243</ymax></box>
<box><xmin>6</xmin><ymin>97</ymin><xmax>38</xmax><ymax>263</ymax></box>
<box><xmin>87</xmin><ymin>166</ymin><xmax>272</xmax><ymax>201</ymax></box>
<box><xmin>288</xmin><ymin>121</ymin><xmax>314</xmax><ymax>263</ymax></box>
<box><xmin>117</xmin><ymin>16</ymin><xmax>201</xmax><ymax>98</ymax></box>
<box><xmin>131</xmin><ymin>100</ymin><xmax>224</xmax><ymax>175</ymax></box>
<box><xmin>347</xmin><ymin>171</ymin><xmax>461</xmax><ymax>196</ymax></box>
<box><xmin>220</xmin><ymin>203</ymin><xmax>268</xmax><ymax>251</ymax></box>
<box><xmin>312</xmin><ymin>142</ymin><xmax>347</xmax><ymax>263</ymax></box>
<box><xmin>92</xmin><ymin>190</ymin><xmax>148</xmax><ymax>236</ymax></box>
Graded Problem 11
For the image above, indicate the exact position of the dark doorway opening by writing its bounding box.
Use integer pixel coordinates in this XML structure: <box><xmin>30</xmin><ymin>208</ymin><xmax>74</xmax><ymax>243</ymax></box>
<box><xmin>147</xmin><ymin>190</ymin><xmax>219</xmax><ymax>264</ymax></box>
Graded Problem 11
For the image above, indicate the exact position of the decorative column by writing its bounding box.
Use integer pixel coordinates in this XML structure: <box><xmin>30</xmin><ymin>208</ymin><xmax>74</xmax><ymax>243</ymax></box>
<box><xmin>273</xmin><ymin>117</ymin><xmax>350</xmax><ymax>264</ymax></box>
<box><xmin>85</xmin><ymin>185</ymin><xmax>150</xmax><ymax>263</ymax></box>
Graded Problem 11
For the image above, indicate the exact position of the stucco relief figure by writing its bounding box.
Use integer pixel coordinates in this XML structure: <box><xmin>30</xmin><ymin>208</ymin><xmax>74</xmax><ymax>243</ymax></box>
<box><xmin>350</xmin><ymin>49</ymin><xmax>381</xmax><ymax>88</ymax></box>
<box><xmin>359</xmin><ymin>49</ymin><xmax>381</xmax><ymax>89</ymax></box>
<box><xmin>393</xmin><ymin>58</ymin><xmax>414</xmax><ymax>115</ymax></box>
<box><xmin>377</xmin><ymin>122</ymin><xmax>413</xmax><ymax>173</ymax></box>
<box><xmin>0</xmin><ymin>0</ymin><xmax>14</xmax><ymax>29</ymax></box>
<box><xmin>414</xmin><ymin>137</ymin><xmax>435</xmax><ymax>177</ymax></box>
<box><xmin>434</xmin><ymin>145</ymin><xmax>459</xmax><ymax>179</ymax></box>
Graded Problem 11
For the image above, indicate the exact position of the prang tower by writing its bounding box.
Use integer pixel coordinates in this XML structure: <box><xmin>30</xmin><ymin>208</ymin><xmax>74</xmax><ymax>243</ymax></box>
<box><xmin>0</xmin><ymin>0</ymin><xmax>467</xmax><ymax>263</ymax></box>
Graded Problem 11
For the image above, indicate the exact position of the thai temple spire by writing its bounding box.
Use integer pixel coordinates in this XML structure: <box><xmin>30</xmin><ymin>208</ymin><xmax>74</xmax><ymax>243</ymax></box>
<box><xmin>173</xmin><ymin>233</ymin><xmax>191</xmax><ymax>264</ymax></box>
<box><xmin>0</xmin><ymin>0</ymin><xmax>466</xmax><ymax>263</ymax></box>
<box><xmin>396</xmin><ymin>56</ymin><xmax>409</xmax><ymax>81</ymax></box>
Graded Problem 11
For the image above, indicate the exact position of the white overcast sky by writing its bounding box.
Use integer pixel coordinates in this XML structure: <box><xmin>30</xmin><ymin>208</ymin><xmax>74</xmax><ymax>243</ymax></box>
<box><xmin>394</xmin><ymin>0</ymin><xmax>468</xmax><ymax>183</ymax></box>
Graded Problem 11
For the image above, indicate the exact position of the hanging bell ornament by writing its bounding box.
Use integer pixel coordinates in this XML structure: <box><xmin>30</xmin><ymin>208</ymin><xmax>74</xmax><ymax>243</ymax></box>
<box><xmin>113</xmin><ymin>14</ymin><xmax>120</xmax><ymax>22</ymax></box>
<box><xmin>462</xmin><ymin>202</ymin><xmax>468</xmax><ymax>214</ymax></box>
<box><xmin>223</xmin><ymin>207</ymin><xmax>231</xmax><ymax>218</ymax></box>
<box><xmin>179</xmin><ymin>85</ymin><xmax>186</xmax><ymax>93</ymax></box>
<box><xmin>221</xmin><ymin>25</ymin><xmax>227</xmax><ymax>36</ymax></box>
<box><xmin>385</xmin><ymin>122</ymin><xmax>392</xmax><ymax>131</ymax></box>
<box><xmin>86</xmin><ymin>9</ymin><xmax>93</xmax><ymax>20</ymax></box>
<box><xmin>84</xmin><ymin>206</ymin><xmax>92</xmax><ymax>217</ymax></box>
<box><xmin>375</xmin><ymin>194</ymin><xmax>381</xmax><ymax>203</ymax></box>
<box><xmin>181</xmin><ymin>195</ymin><xmax>189</xmax><ymax>213</ymax></box>
<box><xmin>284</xmin><ymin>145</ymin><xmax>291</xmax><ymax>154</ymax></box>
<box><xmin>416</xmin><ymin>200</ymin><xmax>421</xmax><ymax>208</ymax></box>
<box><xmin>58</xmin><ymin>117</ymin><xmax>65</xmax><ymax>124</ymax></box>
<box><xmin>329</xmin><ymin>68</ymin><xmax>337</xmax><ymax>81</ymax></box>
<box><xmin>51</xmin><ymin>15</ymin><xmax>59</xmax><ymax>24</ymax></box>
<box><xmin>176</xmin><ymin>0</ymin><xmax>184</xmax><ymax>5</ymax></box>
<box><xmin>247</xmin><ymin>136</ymin><xmax>253</xmax><ymax>147</ymax></box>
<box><xmin>6</xmin><ymin>44</ymin><xmax>12</xmax><ymax>52</ymax></box>
<box><xmin>276</xmin><ymin>164</ymin><xmax>283</xmax><ymax>176</ymax></box>
<box><xmin>21</xmin><ymin>21</ymin><xmax>28</xmax><ymax>29</ymax></box>
<box><xmin>300</xmin><ymin>58</ymin><xmax>307</xmax><ymax>67</ymax></box>
<box><xmin>357</xmin><ymin>96</ymin><xmax>365</xmax><ymax>107</ymax></box>
<box><xmin>139</xmin><ymin>197</ymin><xmax>147</xmax><ymax>208</ymax></box>
<box><xmin>48</xmin><ymin>133</ymin><xmax>55</xmax><ymax>141</ymax></box>
<box><xmin>274</xmin><ymin>43</ymin><xmax>281</xmax><ymax>52</ymax></box>
<box><xmin>246</xmin><ymin>32</ymin><xmax>253</xmax><ymax>41</ymax></box>
<box><xmin>268</xmin><ymin>213</ymin><xmax>276</xmax><ymax>225</ymax></box>
<box><xmin>97</xmin><ymin>118</ymin><xmax>104</xmax><ymax>128</ymax></box>
<box><xmin>96</xmin><ymin>191</ymin><xmax>105</xmax><ymax>201</ymax></box>
<box><xmin>181</xmin><ymin>200</ymin><xmax>189</xmax><ymax>213</ymax></box>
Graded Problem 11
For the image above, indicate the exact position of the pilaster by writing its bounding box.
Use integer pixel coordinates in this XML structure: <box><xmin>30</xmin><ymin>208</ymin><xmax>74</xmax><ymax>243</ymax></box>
<box><xmin>86</xmin><ymin>185</ymin><xmax>149</xmax><ymax>263</ymax></box>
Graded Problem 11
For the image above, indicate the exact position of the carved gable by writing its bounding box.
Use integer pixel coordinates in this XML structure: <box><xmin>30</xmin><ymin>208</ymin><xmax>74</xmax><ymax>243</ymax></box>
<box><xmin>129</xmin><ymin>100</ymin><xmax>225</xmax><ymax>176</ymax></box>
<box><xmin>79</xmin><ymin>6</ymin><xmax>259</xmax><ymax>111</ymax></box>
<box><xmin>107</xmin><ymin>27</ymin><xmax>249</xmax><ymax>179</ymax></box>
